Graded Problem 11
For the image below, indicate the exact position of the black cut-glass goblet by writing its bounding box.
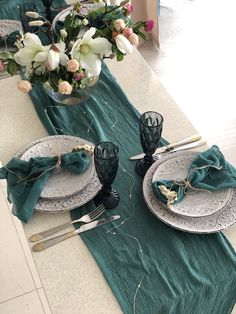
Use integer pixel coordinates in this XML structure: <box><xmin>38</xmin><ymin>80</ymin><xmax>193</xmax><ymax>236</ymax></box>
<box><xmin>94</xmin><ymin>142</ymin><xmax>120</xmax><ymax>210</ymax></box>
<box><xmin>41</xmin><ymin>0</ymin><xmax>54</xmax><ymax>22</ymax></box>
<box><xmin>135</xmin><ymin>111</ymin><xmax>163</xmax><ymax>177</ymax></box>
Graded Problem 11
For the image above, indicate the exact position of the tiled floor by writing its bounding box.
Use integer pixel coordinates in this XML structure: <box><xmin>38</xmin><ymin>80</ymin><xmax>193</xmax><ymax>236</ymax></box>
<box><xmin>0</xmin><ymin>178</ymin><xmax>51</xmax><ymax>313</ymax></box>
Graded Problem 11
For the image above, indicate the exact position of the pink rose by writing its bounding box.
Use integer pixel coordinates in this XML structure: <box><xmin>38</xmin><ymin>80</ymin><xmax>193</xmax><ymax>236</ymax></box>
<box><xmin>58</xmin><ymin>81</ymin><xmax>73</xmax><ymax>95</ymax></box>
<box><xmin>17</xmin><ymin>80</ymin><xmax>32</xmax><ymax>93</ymax></box>
<box><xmin>128</xmin><ymin>33</ymin><xmax>139</xmax><ymax>46</ymax></box>
<box><xmin>67</xmin><ymin>59</ymin><xmax>80</xmax><ymax>73</ymax></box>
<box><xmin>145</xmin><ymin>20</ymin><xmax>154</xmax><ymax>32</ymax></box>
<box><xmin>123</xmin><ymin>27</ymin><xmax>133</xmax><ymax>38</ymax></box>
<box><xmin>124</xmin><ymin>3</ymin><xmax>133</xmax><ymax>14</ymax></box>
<box><xmin>114</xmin><ymin>19</ymin><xmax>126</xmax><ymax>32</ymax></box>
<box><xmin>73</xmin><ymin>72</ymin><xmax>84</xmax><ymax>81</ymax></box>
<box><xmin>0</xmin><ymin>61</ymin><xmax>5</xmax><ymax>71</ymax></box>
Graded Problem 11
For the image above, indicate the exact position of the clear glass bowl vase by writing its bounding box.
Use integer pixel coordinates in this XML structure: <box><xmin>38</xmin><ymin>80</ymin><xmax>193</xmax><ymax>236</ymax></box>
<box><xmin>43</xmin><ymin>76</ymin><xmax>99</xmax><ymax>105</ymax></box>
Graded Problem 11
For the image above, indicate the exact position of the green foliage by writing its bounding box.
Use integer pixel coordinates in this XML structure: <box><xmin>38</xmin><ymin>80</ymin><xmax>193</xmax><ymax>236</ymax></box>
<box><xmin>112</xmin><ymin>45</ymin><xmax>124</xmax><ymax>61</ymax></box>
<box><xmin>6</xmin><ymin>59</ymin><xmax>19</xmax><ymax>76</ymax></box>
<box><xmin>0</xmin><ymin>51</ymin><xmax>14</xmax><ymax>61</ymax></box>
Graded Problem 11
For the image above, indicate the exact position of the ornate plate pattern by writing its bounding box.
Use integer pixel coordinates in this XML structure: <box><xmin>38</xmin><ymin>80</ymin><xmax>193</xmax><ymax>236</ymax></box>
<box><xmin>152</xmin><ymin>152</ymin><xmax>232</xmax><ymax>217</ymax></box>
<box><xmin>143</xmin><ymin>151</ymin><xmax>236</xmax><ymax>233</ymax></box>
<box><xmin>20</xmin><ymin>136</ymin><xmax>94</xmax><ymax>199</ymax></box>
<box><xmin>0</xmin><ymin>19</ymin><xmax>22</xmax><ymax>38</ymax></box>
<box><xmin>15</xmin><ymin>135</ymin><xmax>102</xmax><ymax>212</ymax></box>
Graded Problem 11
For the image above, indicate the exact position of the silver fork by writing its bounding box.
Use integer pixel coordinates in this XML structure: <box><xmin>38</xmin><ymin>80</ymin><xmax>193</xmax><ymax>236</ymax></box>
<box><xmin>29</xmin><ymin>204</ymin><xmax>105</xmax><ymax>242</ymax></box>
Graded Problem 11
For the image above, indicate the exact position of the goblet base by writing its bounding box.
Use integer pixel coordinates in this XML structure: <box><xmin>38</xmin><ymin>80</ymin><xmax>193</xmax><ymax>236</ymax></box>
<box><xmin>94</xmin><ymin>188</ymin><xmax>120</xmax><ymax>210</ymax></box>
<box><xmin>135</xmin><ymin>158</ymin><xmax>155</xmax><ymax>177</ymax></box>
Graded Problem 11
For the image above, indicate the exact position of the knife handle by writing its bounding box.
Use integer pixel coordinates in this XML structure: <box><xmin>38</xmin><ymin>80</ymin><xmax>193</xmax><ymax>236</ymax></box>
<box><xmin>164</xmin><ymin>134</ymin><xmax>201</xmax><ymax>151</ymax></box>
<box><xmin>32</xmin><ymin>229</ymin><xmax>78</xmax><ymax>252</ymax></box>
<box><xmin>170</xmin><ymin>139</ymin><xmax>207</xmax><ymax>153</ymax></box>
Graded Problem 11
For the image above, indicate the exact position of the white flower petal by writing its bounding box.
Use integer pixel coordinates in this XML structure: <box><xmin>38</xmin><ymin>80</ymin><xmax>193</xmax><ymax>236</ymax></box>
<box><xmin>14</xmin><ymin>48</ymin><xmax>36</xmax><ymax>66</ymax></box>
<box><xmin>115</xmin><ymin>35</ymin><xmax>133</xmax><ymax>54</ymax></box>
<box><xmin>48</xmin><ymin>50</ymin><xmax>60</xmax><ymax>70</ymax></box>
<box><xmin>33</xmin><ymin>51</ymin><xmax>48</xmax><ymax>62</ymax></box>
<box><xmin>59</xmin><ymin>53</ymin><xmax>69</xmax><ymax>66</ymax></box>
<box><xmin>70</xmin><ymin>39</ymin><xmax>82</xmax><ymax>59</ymax></box>
<box><xmin>81</xmin><ymin>27</ymin><xmax>96</xmax><ymax>43</ymax></box>
<box><xmin>91</xmin><ymin>38</ymin><xmax>112</xmax><ymax>55</ymax></box>
<box><xmin>55</xmin><ymin>42</ymin><xmax>66</xmax><ymax>53</ymax></box>
<box><xmin>80</xmin><ymin>53</ymin><xmax>101</xmax><ymax>76</ymax></box>
<box><xmin>24</xmin><ymin>33</ymin><xmax>42</xmax><ymax>47</ymax></box>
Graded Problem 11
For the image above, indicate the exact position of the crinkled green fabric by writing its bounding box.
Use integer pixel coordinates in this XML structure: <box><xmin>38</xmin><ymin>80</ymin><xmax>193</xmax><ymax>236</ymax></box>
<box><xmin>0</xmin><ymin>151</ymin><xmax>89</xmax><ymax>222</ymax></box>
<box><xmin>152</xmin><ymin>145</ymin><xmax>236</xmax><ymax>207</ymax></box>
<box><xmin>28</xmin><ymin>64</ymin><xmax>236</xmax><ymax>314</ymax></box>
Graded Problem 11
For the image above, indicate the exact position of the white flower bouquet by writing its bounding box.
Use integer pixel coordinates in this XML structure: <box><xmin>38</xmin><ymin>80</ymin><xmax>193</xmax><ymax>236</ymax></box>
<box><xmin>0</xmin><ymin>1</ymin><xmax>154</xmax><ymax>96</ymax></box>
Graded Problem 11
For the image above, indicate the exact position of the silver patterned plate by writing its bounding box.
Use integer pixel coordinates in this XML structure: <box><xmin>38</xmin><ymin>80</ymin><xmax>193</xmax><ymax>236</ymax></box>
<box><xmin>143</xmin><ymin>151</ymin><xmax>236</xmax><ymax>233</ymax></box>
<box><xmin>152</xmin><ymin>152</ymin><xmax>233</xmax><ymax>218</ymax></box>
<box><xmin>20</xmin><ymin>136</ymin><xmax>94</xmax><ymax>199</ymax></box>
<box><xmin>15</xmin><ymin>135</ymin><xmax>101</xmax><ymax>212</ymax></box>
<box><xmin>52</xmin><ymin>3</ymin><xmax>104</xmax><ymax>34</ymax></box>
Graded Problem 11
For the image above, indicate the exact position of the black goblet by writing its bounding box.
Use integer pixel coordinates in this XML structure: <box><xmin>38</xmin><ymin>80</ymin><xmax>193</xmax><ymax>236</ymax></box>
<box><xmin>41</xmin><ymin>0</ymin><xmax>54</xmax><ymax>22</ymax></box>
<box><xmin>135</xmin><ymin>111</ymin><xmax>163</xmax><ymax>177</ymax></box>
<box><xmin>94</xmin><ymin>142</ymin><xmax>120</xmax><ymax>210</ymax></box>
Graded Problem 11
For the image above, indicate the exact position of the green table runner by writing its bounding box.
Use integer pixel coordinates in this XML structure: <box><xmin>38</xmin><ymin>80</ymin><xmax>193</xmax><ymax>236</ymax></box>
<box><xmin>29</xmin><ymin>65</ymin><xmax>236</xmax><ymax>313</ymax></box>
<box><xmin>2</xmin><ymin>2</ymin><xmax>236</xmax><ymax>313</ymax></box>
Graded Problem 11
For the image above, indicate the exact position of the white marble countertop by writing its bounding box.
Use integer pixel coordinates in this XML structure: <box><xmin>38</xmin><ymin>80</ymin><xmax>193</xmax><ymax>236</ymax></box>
<box><xmin>0</xmin><ymin>49</ymin><xmax>235</xmax><ymax>313</ymax></box>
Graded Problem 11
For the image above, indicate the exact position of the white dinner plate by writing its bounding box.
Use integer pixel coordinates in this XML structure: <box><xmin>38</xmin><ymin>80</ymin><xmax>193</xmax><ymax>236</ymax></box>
<box><xmin>143</xmin><ymin>151</ymin><xmax>236</xmax><ymax>233</ymax></box>
<box><xmin>15</xmin><ymin>135</ymin><xmax>101</xmax><ymax>212</ymax></box>
<box><xmin>20</xmin><ymin>136</ymin><xmax>94</xmax><ymax>199</ymax></box>
<box><xmin>151</xmin><ymin>152</ymin><xmax>232</xmax><ymax>218</ymax></box>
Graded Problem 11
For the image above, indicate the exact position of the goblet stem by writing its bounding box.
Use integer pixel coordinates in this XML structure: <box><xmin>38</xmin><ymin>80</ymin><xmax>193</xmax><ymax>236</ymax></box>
<box><xmin>144</xmin><ymin>153</ymin><xmax>154</xmax><ymax>165</ymax></box>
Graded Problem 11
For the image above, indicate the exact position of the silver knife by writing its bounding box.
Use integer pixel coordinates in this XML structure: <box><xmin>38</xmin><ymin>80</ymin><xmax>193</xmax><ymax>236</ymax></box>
<box><xmin>129</xmin><ymin>134</ymin><xmax>202</xmax><ymax>160</ymax></box>
<box><xmin>32</xmin><ymin>215</ymin><xmax>120</xmax><ymax>252</ymax></box>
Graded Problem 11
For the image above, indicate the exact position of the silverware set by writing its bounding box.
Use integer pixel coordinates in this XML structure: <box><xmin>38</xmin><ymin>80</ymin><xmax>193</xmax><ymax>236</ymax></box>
<box><xmin>29</xmin><ymin>204</ymin><xmax>121</xmax><ymax>252</ymax></box>
<box><xmin>129</xmin><ymin>134</ymin><xmax>207</xmax><ymax>160</ymax></box>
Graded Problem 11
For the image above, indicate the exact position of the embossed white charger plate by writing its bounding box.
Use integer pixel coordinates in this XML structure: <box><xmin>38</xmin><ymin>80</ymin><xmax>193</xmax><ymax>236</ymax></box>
<box><xmin>15</xmin><ymin>135</ymin><xmax>101</xmax><ymax>212</ymax></box>
<box><xmin>143</xmin><ymin>151</ymin><xmax>236</xmax><ymax>233</ymax></box>
<box><xmin>20</xmin><ymin>136</ymin><xmax>94</xmax><ymax>199</ymax></box>
<box><xmin>152</xmin><ymin>152</ymin><xmax>233</xmax><ymax>218</ymax></box>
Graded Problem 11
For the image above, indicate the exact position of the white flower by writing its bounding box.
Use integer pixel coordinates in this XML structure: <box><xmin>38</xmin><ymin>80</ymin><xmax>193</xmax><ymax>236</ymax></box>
<box><xmin>60</xmin><ymin>29</ymin><xmax>67</xmax><ymax>38</ymax></box>
<box><xmin>14</xmin><ymin>33</ymin><xmax>47</xmax><ymax>67</ymax></box>
<box><xmin>28</xmin><ymin>20</ymin><xmax>44</xmax><ymax>27</ymax></box>
<box><xmin>82</xmin><ymin>19</ymin><xmax>89</xmax><ymax>26</ymax></box>
<box><xmin>71</xmin><ymin>27</ymin><xmax>112</xmax><ymax>76</ymax></box>
<box><xmin>25</xmin><ymin>11</ymin><xmax>39</xmax><ymax>18</ymax></box>
<box><xmin>114</xmin><ymin>34</ymin><xmax>133</xmax><ymax>54</ymax></box>
<box><xmin>33</xmin><ymin>42</ymin><xmax>69</xmax><ymax>71</ymax></box>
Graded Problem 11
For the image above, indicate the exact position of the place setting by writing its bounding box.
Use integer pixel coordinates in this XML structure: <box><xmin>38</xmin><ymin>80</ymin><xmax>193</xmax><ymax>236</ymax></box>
<box><xmin>0</xmin><ymin>134</ymin><xmax>121</xmax><ymax>251</ymax></box>
<box><xmin>130</xmin><ymin>110</ymin><xmax>236</xmax><ymax>234</ymax></box>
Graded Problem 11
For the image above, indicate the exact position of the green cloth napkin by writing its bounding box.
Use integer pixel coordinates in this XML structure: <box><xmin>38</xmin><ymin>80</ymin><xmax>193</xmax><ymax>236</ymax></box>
<box><xmin>152</xmin><ymin>145</ymin><xmax>236</xmax><ymax>208</ymax></box>
<box><xmin>0</xmin><ymin>151</ymin><xmax>90</xmax><ymax>222</ymax></box>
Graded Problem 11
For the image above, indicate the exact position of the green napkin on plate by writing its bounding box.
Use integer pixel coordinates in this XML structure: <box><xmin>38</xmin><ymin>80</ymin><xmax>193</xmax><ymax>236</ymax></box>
<box><xmin>0</xmin><ymin>151</ymin><xmax>90</xmax><ymax>222</ymax></box>
<box><xmin>152</xmin><ymin>145</ymin><xmax>236</xmax><ymax>209</ymax></box>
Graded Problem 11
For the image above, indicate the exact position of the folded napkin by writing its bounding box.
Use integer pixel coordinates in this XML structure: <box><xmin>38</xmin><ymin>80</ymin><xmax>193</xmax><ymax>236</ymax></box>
<box><xmin>0</xmin><ymin>151</ymin><xmax>90</xmax><ymax>222</ymax></box>
<box><xmin>152</xmin><ymin>145</ymin><xmax>236</xmax><ymax>209</ymax></box>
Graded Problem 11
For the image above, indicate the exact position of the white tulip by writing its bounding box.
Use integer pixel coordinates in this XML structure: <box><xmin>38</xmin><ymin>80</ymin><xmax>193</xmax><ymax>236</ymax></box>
<box><xmin>25</xmin><ymin>11</ymin><xmax>39</xmax><ymax>18</ymax></box>
<box><xmin>114</xmin><ymin>34</ymin><xmax>133</xmax><ymax>54</ymax></box>
<box><xmin>71</xmin><ymin>27</ymin><xmax>112</xmax><ymax>76</ymax></box>
<box><xmin>60</xmin><ymin>29</ymin><xmax>67</xmax><ymax>38</ymax></box>
<box><xmin>28</xmin><ymin>20</ymin><xmax>44</xmax><ymax>27</ymax></box>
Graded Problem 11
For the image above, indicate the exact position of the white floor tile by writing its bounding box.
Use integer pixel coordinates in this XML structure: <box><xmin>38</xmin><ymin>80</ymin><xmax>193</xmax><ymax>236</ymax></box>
<box><xmin>37</xmin><ymin>288</ymin><xmax>52</xmax><ymax>314</ymax></box>
<box><xmin>0</xmin><ymin>188</ymin><xmax>35</xmax><ymax>303</ymax></box>
<box><xmin>0</xmin><ymin>290</ymin><xmax>45</xmax><ymax>314</ymax></box>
